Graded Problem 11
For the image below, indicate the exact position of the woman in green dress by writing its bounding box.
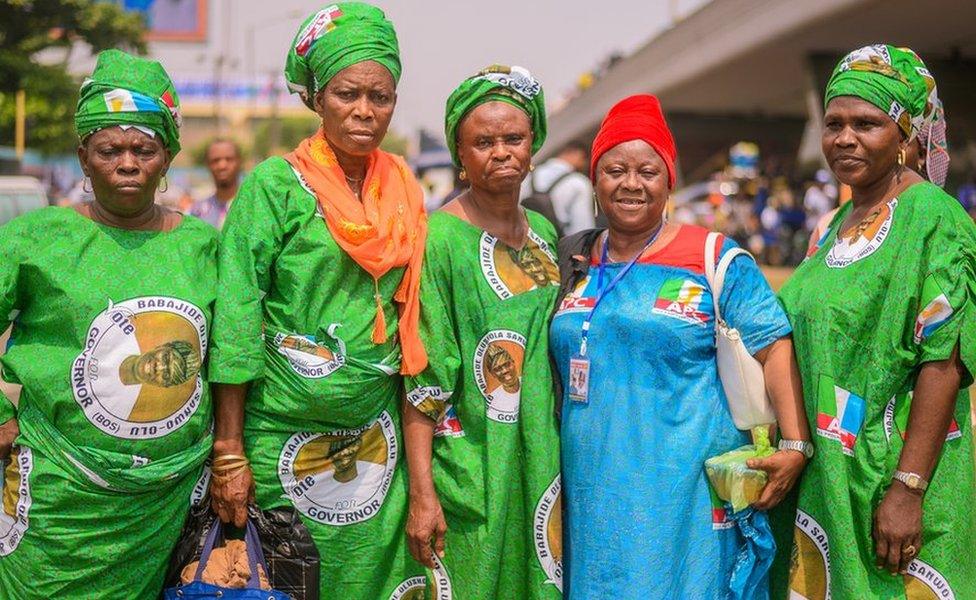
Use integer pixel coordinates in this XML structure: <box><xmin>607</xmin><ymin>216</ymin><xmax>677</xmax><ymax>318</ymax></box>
<box><xmin>208</xmin><ymin>4</ymin><xmax>429</xmax><ymax>599</ymax></box>
<box><xmin>403</xmin><ymin>65</ymin><xmax>563</xmax><ymax>600</ymax></box>
<box><xmin>780</xmin><ymin>44</ymin><xmax>976</xmax><ymax>599</ymax></box>
<box><xmin>0</xmin><ymin>50</ymin><xmax>216</xmax><ymax>599</ymax></box>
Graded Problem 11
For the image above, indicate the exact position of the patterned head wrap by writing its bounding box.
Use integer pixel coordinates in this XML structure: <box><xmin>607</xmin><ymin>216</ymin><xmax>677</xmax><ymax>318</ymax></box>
<box><xmin>75</xmin><ymin>49</ymin><xmax>182</xmax><ymax>155</ymax></box>
<box><xmin>903</xmin><ymin>48</ymin><xmax>950</xmax><ymax>187</ymax></box>
<box><xmin>444</xmin><ymin>65</ymin><xmax>547</xmax><ymax>167</ymax></box>
<box><xmin>824</xmin><ymin>44</ymin><xmax>928</xmax><ymax>141</ymax></box>
<box><xmin>285</xmin><ymin>3</ymin><xmax>401</xmax><ymax>110</ymax></box>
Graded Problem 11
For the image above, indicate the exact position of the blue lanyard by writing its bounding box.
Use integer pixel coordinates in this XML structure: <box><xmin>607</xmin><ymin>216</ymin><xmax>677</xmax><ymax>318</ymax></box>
<box><xmin>578</xmin><ymin>224</ymin><xmax>663</xmax><ymax>356</ymax></box>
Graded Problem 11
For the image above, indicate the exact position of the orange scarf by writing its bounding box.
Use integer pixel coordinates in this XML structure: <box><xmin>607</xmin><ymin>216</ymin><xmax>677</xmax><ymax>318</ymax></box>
<box><xmin>285</xmin><ymin>130</ymin><xmax>428</xmax><ymax>375</ymax></box>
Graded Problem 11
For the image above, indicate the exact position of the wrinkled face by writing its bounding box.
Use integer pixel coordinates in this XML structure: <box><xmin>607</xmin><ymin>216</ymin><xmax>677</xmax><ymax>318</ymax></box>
<box><xmin>822</xmin><ymin>96</ymin><xmax>907</xmax><ymax>188</ymax></box>
<box><xmin>489</xmin><ymin>352</ymin><xmax>519</xmax><ymax>387</ymax></box>
<box><xmin>78</xmin><ymin>127</ymin><xmax>170</xmax><ymax>217</ymax></box>
<box><xmin>331</xmin><ymin>437</ymin><xmax>363</xmax><ymax>473</ymax></box>
<box><xmin>595</xmin><ymin>139</ymin><xmax>669</xmax><ymax>237</ymax></box>
<box><xmin>315</xmin><ymin>61</ymin><xmax>396</xmax><ymax>158</ymax></box>
<box><xmin>206</xmin><ymin>141</ymin><xmax>241</xmax><ymax>187</ymax></box>
<box><xmin>136</xmin><ymin>345</ymin><xmax>187</xmax><ymax>387</ymax></box>
<box><xmin>456</xmin><ymin>102</ymin><xmax>533</xmax><ymax>195</ymax></box>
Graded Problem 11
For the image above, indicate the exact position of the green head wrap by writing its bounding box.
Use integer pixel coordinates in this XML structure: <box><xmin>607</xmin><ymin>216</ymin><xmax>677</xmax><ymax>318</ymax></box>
<box><xmin>285</xmin><ymin>3</ymin><xmax>401</xmax><ymax>110</ymax></box>
<box><xmin>74</xmin><ymin>49</ymin><xmax>182</xmax><ymax>155</ymax></box>
<box><xmin>444</xmin><ymin>65</ymin><xmax>547</xmax><ymax>167</ymax></box>
<box><xmin>824</xmin><ymin>44</ymin><xmax>928</xmax><ymax>140</ymax></box>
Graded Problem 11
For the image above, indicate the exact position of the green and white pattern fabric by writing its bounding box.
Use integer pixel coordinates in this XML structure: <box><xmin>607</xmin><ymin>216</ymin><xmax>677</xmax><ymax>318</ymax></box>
<box><xmin>778</xmin><ymin>182</ymin><xmax>976</xmax><ymax>599</ymax></box>
<box><xmin>210</xmin><ymin>156</ymin><xmax>425</xmax><ymax>599</ymax></box>
<box><xmin>405</xmin><ymin>210</ymin><xmax>563</xmax><ymax>599</ymax></box>
<box><xmin>0</xmin><ymin>207</ymin><xmax>216</xmax><ymax>599</ymax></box>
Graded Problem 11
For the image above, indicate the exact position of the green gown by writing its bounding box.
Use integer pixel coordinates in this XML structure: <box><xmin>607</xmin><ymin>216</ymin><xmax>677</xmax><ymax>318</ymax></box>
<box><xmin>778</xmin><ymin>182</ymin><xmax>976</xmax><ymax>599</ymax></box>
<box><xmin>210</xmin><ymin>156</ymin><xmax>425</xmax><ymax>600</ymax></box>
<box><xmin>0</xmin><ymin>207</ymin><xmax>216</xmax><ymax>599</ymax></box>
<box><xmin>405</xmin><ymin>210</ymin><xmax>563</xmax><ymax>600</ymax></box>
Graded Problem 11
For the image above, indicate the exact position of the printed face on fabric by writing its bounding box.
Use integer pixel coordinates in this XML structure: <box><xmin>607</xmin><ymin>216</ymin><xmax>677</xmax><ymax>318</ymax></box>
<box><xmin>822</xmin><ymin>96</ymin><xmax>906</xmax><ymax>189</ymax></box>
<box><xmin>456</xmin><ymin>102</ymin><xmax>534</xmax><ymax>195</ymax></box>
<box><xmin>595</xmin><ymin>139</ymin><xmax>670</xmax><ymax>237</ymax></box>
<box><xmin>314</xmin><ymin>60</ymin><xmax>397</xmax><ymax>158</ymax></box>
<box><xmin>79</xmin><ymin>127</ymin><xmax>171</xmax><ymax>217</ymax></box>
<box><xmin>72</xmin><ymin>297</ymin><xmax>207</xmax><ymax>439</ymax></box>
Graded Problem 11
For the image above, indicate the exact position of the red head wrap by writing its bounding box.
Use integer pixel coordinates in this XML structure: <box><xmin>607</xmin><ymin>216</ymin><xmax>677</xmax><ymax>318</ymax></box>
<box><xmin>590</xmin><ymin>94</ymin><xmax>677</xmax><ymax>188</ymax></box>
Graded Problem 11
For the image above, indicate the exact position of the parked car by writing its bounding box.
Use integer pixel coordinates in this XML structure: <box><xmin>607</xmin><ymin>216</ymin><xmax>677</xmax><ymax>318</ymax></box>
<box><xmin>0</xmin><ymin>176</ymin><xmax>48</xmax><ymax>226</ymax></box>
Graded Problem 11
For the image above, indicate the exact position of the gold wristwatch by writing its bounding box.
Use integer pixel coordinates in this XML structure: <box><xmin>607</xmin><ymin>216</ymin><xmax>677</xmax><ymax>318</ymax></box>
<box><xmin>892</xmin><ymin>470</ymin><xmax>928</xmax><ymax>492</ymax></box>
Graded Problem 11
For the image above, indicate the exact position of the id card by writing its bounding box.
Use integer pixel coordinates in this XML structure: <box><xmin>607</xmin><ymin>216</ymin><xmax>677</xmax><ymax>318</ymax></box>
<box><xmin>568</xmin><ymin>357</ymin><xmax>590</xmax><ymax>404</ymax></box>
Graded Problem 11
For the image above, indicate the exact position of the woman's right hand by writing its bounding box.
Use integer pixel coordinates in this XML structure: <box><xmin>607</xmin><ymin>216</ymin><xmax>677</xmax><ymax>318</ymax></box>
<box><xmin>0</xmin><ymin>417</ymin><xmax>18</xmax><ymax>460</ymax></box>
<box><xmin>209</xmin><ymin>452</ymin><xmax>255</xmax><ymax>527</ymax></box>
<box><xmin>406</xmin><ymin>490</ymin><xmax>448</xmax><ymax>568</ymax></box>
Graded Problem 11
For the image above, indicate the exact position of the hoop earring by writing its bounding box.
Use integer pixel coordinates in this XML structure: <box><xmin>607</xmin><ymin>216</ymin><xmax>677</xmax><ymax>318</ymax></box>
<box><xmin>82</xmin><ymin>176</ymin><xmax>92</xmax><ymax>194</ymax></box>
<box><xmin>159</xmin><ymin>175</ymin><xmax>169</xmax><ymax>193</ymax></box>
<box><xmin>458</xmin><ymin>169</ymin><xmax>467</xmax><ymax>181</ymax></box>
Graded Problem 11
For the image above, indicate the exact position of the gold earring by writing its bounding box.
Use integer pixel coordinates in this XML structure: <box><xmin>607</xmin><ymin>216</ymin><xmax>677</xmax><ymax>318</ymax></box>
<box><xmin>159</xmin><ymin>175</ymin><xmax>169</xmax><ymax>193</ymax></box>
<box><xmin>459</xmin><ymin>168</ymin><xmax>467</xmax><ymax>181</ymax></box>
<box><xmin>592</xmin><ymin>192</ymin><xmax>599</xmax><ymax>217</ymax></box>
<box><xmin>82</xmin><ymin>176</ymin><xmax>92</xmax><ymax>194</ymax></box>
<box><xmin>897</xmin><ymin>148</ymin><xmax>906</xmax><ymax>168</ymax></box>
<box><xmin>529</xmin><ymin>164</ymin><xmax>535</xmax><ymax>172</ymax></box>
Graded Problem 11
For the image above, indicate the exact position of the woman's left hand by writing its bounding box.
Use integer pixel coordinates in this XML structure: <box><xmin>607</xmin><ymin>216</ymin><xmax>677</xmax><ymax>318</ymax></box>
<box><xmin>747</xmin><ymin>450</ymin><xmax>807</xmax><ymax>510</ymax></box>
<box><xmin>873</xmin><ymin>484</ymin><xmax>923</xmax><ymax>575</ymax></box>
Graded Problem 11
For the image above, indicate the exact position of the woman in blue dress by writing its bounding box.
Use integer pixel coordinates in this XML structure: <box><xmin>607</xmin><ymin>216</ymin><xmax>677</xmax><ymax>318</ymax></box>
<box><xmin>549</xmin><ymin>94</ymin><xmax>812</xmax><ymax>599</ymax></box>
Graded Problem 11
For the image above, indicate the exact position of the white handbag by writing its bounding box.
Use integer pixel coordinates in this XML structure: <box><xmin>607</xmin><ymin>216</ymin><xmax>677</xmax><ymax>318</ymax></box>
<box><xmin>704</xmin><ymin>232</ymin><xmax>777</xmax><ymax>430</ymax></box>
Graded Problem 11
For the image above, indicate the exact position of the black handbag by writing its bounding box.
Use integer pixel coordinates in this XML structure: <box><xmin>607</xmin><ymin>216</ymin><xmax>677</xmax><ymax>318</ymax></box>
<box><xmin>165</xmin><ymin>504</ymin><xmax>320</xmax><ymax>600</ymax></box>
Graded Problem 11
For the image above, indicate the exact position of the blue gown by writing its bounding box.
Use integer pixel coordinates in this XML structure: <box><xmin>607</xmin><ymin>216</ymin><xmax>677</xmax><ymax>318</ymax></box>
<box><xmin>549</xmin><ymin>225</ymin><xmax>791</xmax><ymax>599</ymax></box>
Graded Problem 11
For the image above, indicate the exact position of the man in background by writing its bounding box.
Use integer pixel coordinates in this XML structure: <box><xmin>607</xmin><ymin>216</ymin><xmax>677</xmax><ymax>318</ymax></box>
<box><xmin>191</xmin><ymin>138</ymin><xmax>242</xmax><ymax>229</ymax></box>
<box><xmin>521</xmin><ymin>141</ymin><xmax>594</xmax><ymax>236</ymax></box>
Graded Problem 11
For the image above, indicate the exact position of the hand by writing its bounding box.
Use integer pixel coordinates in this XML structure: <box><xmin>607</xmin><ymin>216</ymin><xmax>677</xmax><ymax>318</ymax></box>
<box><xmin>0</xmin><ymin>418</ymin><xmax>18</xmax><ymax>461</ymax></box>
<box><xmin>747</xmin><ymin>449</ymin><xmax>807</xmax><ymax>510</ymax></box>
<box><xmin>406</xmin><ymin>491</ymin><xmax>448</xmax><ymax>568</ymax></box>
<box><xmin>209</xmin><ymin>455</ymin><xmax>255</xmax><ymax>528</ymax></box>
<box><xmin>873</xmin><ymin>483</ymin><xmax>923</xmax><ymax>575</ymax></box>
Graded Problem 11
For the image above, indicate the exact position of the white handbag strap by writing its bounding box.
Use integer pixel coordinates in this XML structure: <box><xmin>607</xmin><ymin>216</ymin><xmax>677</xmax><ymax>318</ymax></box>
<box><xmin>704</xmin><ymin>232</ymin><xmax>753</xmax><ymax>323</ymax></box>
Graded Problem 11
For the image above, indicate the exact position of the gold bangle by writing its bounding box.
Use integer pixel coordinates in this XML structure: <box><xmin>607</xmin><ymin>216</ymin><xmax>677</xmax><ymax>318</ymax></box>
<box><xmin>212</xmin><ymin>453</ymin><xmax>248</xmax><ymax>463</ymax></box>
<box><xmin>210</xmin><ymin>465</ymin><xmax>248</xmax><ymax>481</ymax></box>
<box><xmin>211</xmin><ymin>459</ymin><xmax>250</xmax><ymax>473</ymax></box>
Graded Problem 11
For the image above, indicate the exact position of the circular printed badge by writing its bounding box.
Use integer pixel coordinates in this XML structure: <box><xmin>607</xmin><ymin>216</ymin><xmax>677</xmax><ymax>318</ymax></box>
<box><xmin>904</xmin><ymin>559</ymin><xmax>956</xmax><ymax>600</ymax></box>
<box><xmin>189</xmin><ymin>458</ymin><xmax>212</xmax><ymax>507</ymax></box>
<box><xmin>388</xmin><ymin>576</ymin><xmax>427</xmax><ymax>600</ymax></box>
<box><xmin>533</xmin><ymin>475</ymin><xmax>563</xmax><ymax>591</ymax></box>
<box><xmin>473</xmin><ymin>330</ymin><xmax>527</xmax><ymax>423</ymax></box>
<box><xmin>825</xmin><ymin>199</ymin><xmax>897</xmax><ymax>268</ymax></box>
<box><xmin>479</xmin><ymin>231</ymin><xmax>559</xmax><ymax>300</ymax></box>
<box><xmin>274</xmin><ymin>332</ymin><xmax>345</xmax><ymax>379</ymax></box>
<box><xmin>789</xmin><ymin>509</ymin><xmax>831</xmax><ymax>600</ymax></box>
<box><xmin>278</xmin><ymin>411</ymin><xmax>397</xmax><ymax>526</ymax></box>
<box><xmin>429</xmin><ymin>554</ymin><xmax>454</xmax><ymax>600</ymax></box>
<box><xmin>71</xmin><ymin>297</ymin><xmax>207</xmax><ymax>440</ymax></box>
<box><xmin>0</xmin><ymin>447</ymin><xmax>33</xmax><ymax>556</ymax></box>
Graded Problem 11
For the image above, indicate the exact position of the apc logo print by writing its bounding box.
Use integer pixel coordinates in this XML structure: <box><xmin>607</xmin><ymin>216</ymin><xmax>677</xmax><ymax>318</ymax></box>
<box><xmin>815</xmin><ymin>374</ymin><xmax>866</xmax><ymax>456</ymax></box>
<box><xmin>0</xmin><ymin>447</ymin><xmax>33</xmax><ymax>556</ymax></box>
<box><xmin>71</xmin><ymin>297</ymin><xmax>207</xmax><ymax>440</ymax></box>
<box><xmin>652</xmin><ymin>278</ymin><xmax>709</xmax><ymax>325</ymax></box>
<box><xmin>533</xmin><ymin>475</ymin><xmax>563</xmax><ymax>591</ymax></box>
<box><xmin>279</xmin><ymin>411</ymin><xmax>397</xmax><ymax>526</ymax></box>
<box><xmin>789</xmin><ymin>509</ymin><xmax>832</xmax><ymax>600</ymax></box>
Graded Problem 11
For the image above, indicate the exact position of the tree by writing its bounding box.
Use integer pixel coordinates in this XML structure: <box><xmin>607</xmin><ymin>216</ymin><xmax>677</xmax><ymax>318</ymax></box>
<box><xmin>0</xmin><ymin>0</ymin><xmax>146</xmax><ymax>154</ymax></box>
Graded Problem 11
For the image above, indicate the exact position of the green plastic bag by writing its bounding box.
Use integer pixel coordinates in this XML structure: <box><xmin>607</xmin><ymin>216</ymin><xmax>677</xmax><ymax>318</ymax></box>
<box><xmin>705</xmin><ymin>427</ymin><xmax>775</xmax><ymax>512</ymax></box>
